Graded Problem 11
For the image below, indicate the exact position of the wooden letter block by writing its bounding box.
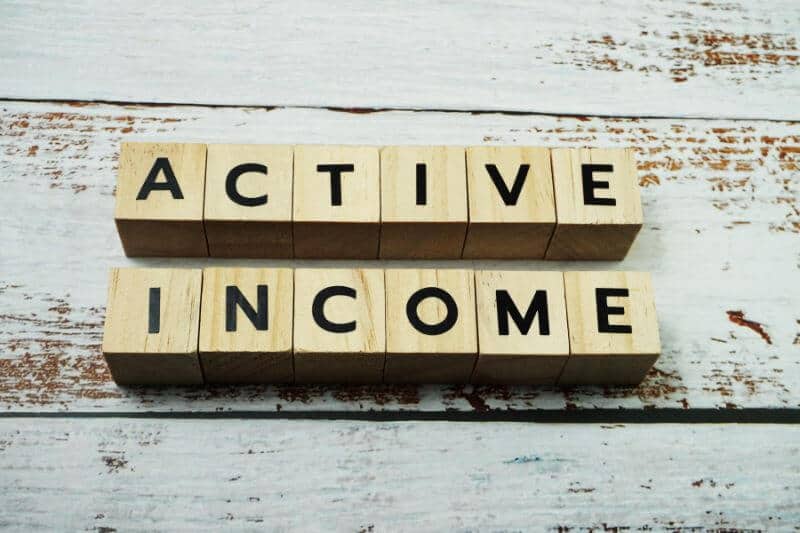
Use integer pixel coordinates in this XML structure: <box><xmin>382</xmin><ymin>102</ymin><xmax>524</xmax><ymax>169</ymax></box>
<box><xmin>294</xmin><ymin>268</ymin><xmax>386</xmax><ymax>384</ymax></box>
<box><xmin>559</xmin><ymin>271</ymin><xmax>660</xmax><ymax>386</ymax></box>
<box><xmin>462</xmin><ymin>146</ymin><xmax>556</xmax><ymax>259</ymax></box>
<box><xmin>384</xmin><ymin>269</ymin><xmax>477</xmax><ymax>383</ymax></box>
<box><xmin>115</xmin><ymin>142</ymin><xmax>208</xmax><ymax>256</ymax></box>
<box><xmin>293</xmin><ymin>145</ymin><xmax>380</xmax><ymax>258</ymax></box>
<box><xmin>199</xmin><ymin>268</ymin><xmax>293</xmax><ymax>384</ymax></box>
<box><xmin>472</xmin><ymin>271</ymin><xmax>569</xmax><ymax>385</ymax></box>
<box><xmin>204</xmin><ymin>145</ymin><xmax>293</xmax><ymax>258</ymax></box>
<box><xmin>102</xmin><ymin>268</ymin><xmax>203</xmax><ymax>385</ymax></box>
<box><xmin>379</xmin><ymin>146</ymin><xmax>468</xmax><ymax>258</ymax></box>
<box><xmin>546</xmin><ymin>148</ymin><xmax>643</xmax><ymax>260</ymax></box>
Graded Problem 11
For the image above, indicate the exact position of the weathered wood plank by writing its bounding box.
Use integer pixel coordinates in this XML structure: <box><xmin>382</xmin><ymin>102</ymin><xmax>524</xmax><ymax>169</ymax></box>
<box><xmin>0</xmin><ymin>101</ymin><xmax>798</xmax><ymax>412</ymax></box>
<box><xmin>0</xmin><ymin>419</ymin><xmax>797</xmax><ymax>530</ymax></box>
<box><xmin>1</xmin><ymin>0</ymin><xmax>799</xmax><ymax>119</ymax></box>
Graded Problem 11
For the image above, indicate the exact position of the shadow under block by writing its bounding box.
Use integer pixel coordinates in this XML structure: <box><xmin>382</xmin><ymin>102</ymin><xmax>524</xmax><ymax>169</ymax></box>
<box><xmin>546</xmin><ymin>148</ymin><xmax>643</xmax><ymax>260</ymax></box>
<box><xmin>559</xmin><ymin>271</ymin><xmax>661</xmax><ymax>386</ymax></box>
<box><xmin>462</xmin><ymin>146</ymin><xmax>556</xmax><ymax>259</ymax></box>
<box><xmin>204</xmin><ymin>145</ymin><xmax>293</xmax><ymax>258</ymax></box>
<box><xmin>115</xmin><ymin>142</ymin><xmax>208</xmax><ymax>257</ymax></box>
<box><xmin>384</xmin><ymin>269</ymin><xmax>477</xmax><ymax>384</ymax></box>
<box><xmin>472</xmin><ymin>271</ymin><xmax>569</xmax><ymax>385</ymax></box>
<box><xmin>102</xmin><ymin>268</ymin><xmax>203</xmax><ymax>385</ymax></box>
<box><xmin>293</xmin><ymin>269</ymin><xmax>386</xmax><ymax>384</ymax></box>
<box><xmin>379</xmin><ymin>146</ymin><xmax>468</xmax><ymax>258</ymax></box>
<box><xmin>292</xmin><ymin>145</ymin><xmax>380</xmax><ymax>258</ymax></box>
<box><xmin>198</xmin><ymin>268</ymin><xmax>293</xmax><ymax>384</ymax></box>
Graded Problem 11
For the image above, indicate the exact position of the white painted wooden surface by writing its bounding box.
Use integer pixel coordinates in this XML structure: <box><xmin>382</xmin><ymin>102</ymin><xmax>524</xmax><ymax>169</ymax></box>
<box><xmin>1</xmin><ymin>0</ymin><xmax>799</xmax><ymax>119</ymax></box>
<box><xmin>0</xmin><ymin>420</ymin><xmax>798</xmax><ymax>530</ymax></box>
<box><xmin>1</xmin><ymin>101</ymin><xmax>797</xmax><ymax>412</ymax></box>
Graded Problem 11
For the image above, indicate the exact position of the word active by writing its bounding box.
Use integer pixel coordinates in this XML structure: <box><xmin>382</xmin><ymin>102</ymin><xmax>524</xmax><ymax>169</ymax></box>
<box><xmin>101</xmin><ymin>268</ymin><xmax>661</xmax><ymax>386</ymax></box>
<box><xmin>115</xmin><ymin>143</ymin><xmax>643</xmax><ymax>260</ymax></box>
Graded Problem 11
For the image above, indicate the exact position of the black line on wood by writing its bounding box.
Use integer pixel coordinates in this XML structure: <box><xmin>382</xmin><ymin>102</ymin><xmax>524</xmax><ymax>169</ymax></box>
<box><xmin>0</xmin><ymin>97</ymin><xmax>795</xmax><ymax>123</ymax></box>
<box><xmin>0</xmin><ymin>409</ymin><xmax>798</xmax><ymax>424</ymax></box>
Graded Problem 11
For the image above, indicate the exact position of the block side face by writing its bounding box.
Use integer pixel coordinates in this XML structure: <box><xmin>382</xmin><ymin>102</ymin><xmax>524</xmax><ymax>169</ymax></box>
<box><xmin>293</xmin><ymin>145</ymin><xmax>380</xmax><ymax>223</ymax></box>
<box><xmin>379</xmin><ymin>221</ymin><xmax>467</xmax><ymax>259</ymax></box>
<box><xmin>557</xmin><ymin>353</ymin><xmax>658</xmax><ymax>386</ymax></box>
<box><xmin>102</xmin><ymin>268</ymin><xmax>202</xmax><ymax>356</ymax></box>
<box><xmin>204</xmin><ymin>144</ymin><xmax>293</xmax><ymax>222</ymax></box>
<box><xmin>462</xmin><ymin>222</ymin><xmax>554</xmax><ymax>259</ymax></box>
<box><xmin>200</xmin><ymin>351</ymin><xmax>293</xmax><ymax>384</ymax></box>
<box><xmin>563</xmin><ymin>271</ymin><xmax>661</xmax><ymax>357</ymax></box>
<box><xmin>293</xmin><ymin>353</ymin><xmax>385</xmax><ymax>384</ymax></box>
<box><xmin>474</xmin><ymin>270</ymin><xmax>569</xmax><ymax>356</ymax></box>
<box><xmin>293</xmin><ymin>222</ymin><xmax>379</xmax><ymax>258</ymax></box>
<box><xmin>293</xmin><ymin>268</ymin><xmax>386</xmax><ymax>354</ymax></box>
<box><xmin>380</xmin><ymin>146</ymin><xmax>468</xmax><ymax>223</ymax></box>
<box><xmin>545</xmin><ymin>223</ymin><xmax>641</xmax><ymax>260</ymax></box>
<box><xmin>466</xmin><ymin>146</ymin><xmax>556</xmax><ymax>224</ymax></box>
<box><xmin>104</xmin><ymin>353</ymin><xmax>204</xmax><ymax>385</ymax></box>
<box><xmin>115</xmin><ymin>142</ymin><xmax>206</xmax><ymax>221</ymax></box>
<box><xmin>205</xmin><ymin>220</ymin><xmax>293</xmax><ymax>258</ymax></box>
<box><xmin>471</xmin><ymin>354</ymin><xmax>567</xmax><ymax>385</ymax></box>
<box><xmin>551</xmin><ymin>147</ymin><xmax>643</xmax><ymax>225</ymax></box>
<box><xmin>383</xmin><ymin>353</ymin><xmax>476</xmax><ymax>384</ymax></box>
<box><xmin>198</xmin><ymin>268</ymin><xmax>293</xmax><ymax>354</ymax></box>
<box><xmin>385</xmin><ymin>269</ymin><xmax>477</xmax><ymax>355</ymax></box>
<box><xmin>116</xmin><ymin>219</ymin><xmax>208</xmax><ymax>257</ymax></box>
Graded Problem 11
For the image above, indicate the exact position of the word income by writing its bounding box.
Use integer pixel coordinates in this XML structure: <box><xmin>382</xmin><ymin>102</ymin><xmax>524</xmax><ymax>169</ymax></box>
<box><xmin>114</xmin><ymin>144</ymin><xmax>643</xmax><ymax>260</ymax></box>
<box><xmin>102</xmin><ymin>268</ymin><xmax>661</xmax><ymax>387</ymax></box>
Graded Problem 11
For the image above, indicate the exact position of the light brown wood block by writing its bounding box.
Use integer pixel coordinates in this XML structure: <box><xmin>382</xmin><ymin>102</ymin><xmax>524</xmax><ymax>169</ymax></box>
<box><xmin>115</xmin><ymin>142</ymin><xmax>208</xmax><ymax>257</ymax></box>
<box><xmin>559</xmin><ymin>271</ymin><xmax>660</xmax><ymax>386</ymax></box>
<box><xmin>462</xmin><ymin>146</ymin><xmax>556</xmax><ymax>259</ymax></box>
<box><xmin>472</xmin><ymin>271</ymin><xmax>569</xmax><ymax>385</ymax></box>
<box><xmin>204</xmin><ymin>145</ymin><xmax>293</xmax><ymax>258</ymax></box>
<box><xmin>293</xmin><ymin>145</ymin><xmax>380</xmax><ymax>258</ymax></box>
<box><xmin>102</xmin><ymin>268</ymin><xmax>203</xmax><ymax>385</ymax></box>
<box><xmin>384</xmin><ymin>269</ymin><xmax>477</xmax><ymax>383</ymax></box>
<box><xmin>546</xmin><ymin>148</ymin><xmax>643</xmax><ymax>260</ymax></box>
<box><xmin>293</xmin><ymin>268</ymin><xmax>386</xmax><ymax>384</ymax></box>
<box><xmin>198</xmin><ymin>268</ymin><xmax>293</xmax><ymax>384</ymax></box>
<box><xmin>379</xmin><ymin>146</ymin><xmax>468</xmax><ymax>258</ymax></box>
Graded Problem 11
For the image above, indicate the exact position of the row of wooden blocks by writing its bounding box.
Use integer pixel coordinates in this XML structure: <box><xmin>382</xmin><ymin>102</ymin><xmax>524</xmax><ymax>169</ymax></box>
<box><xmin>102</xmin><ymin>267</ymin><xmax>661</xmax><ymax>386</ymax></box>
<box><xmin>115</xmin><ymin>143</ymin><xmax>644</xmax><ymax>260</ymax></box>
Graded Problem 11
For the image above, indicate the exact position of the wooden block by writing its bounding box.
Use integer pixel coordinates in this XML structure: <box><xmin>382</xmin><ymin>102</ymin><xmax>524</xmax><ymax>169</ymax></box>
<box><xmin>293</xmin><ymin>268</ymin><xmax>386</xmax><ymax>384</ymax></box>
<box><xmin>204</xmin><ymin>145</ymin><xmax>293</xmax><ymax>258</ymax></box>
<box><xmin>546</xmin><ymin>148</ymin><xmax>643</xmax><ymax>260</ymax></box>
<box><xmin>293</xmin><ymin>145</ymin><xmax>380</xmax><ymax>258</ymax></box>
<box><xmin>115</xmin><ymin>142</ymin><xmax>208</xmax><ymax>257</ymax></box>
<box><xmin>462</xmin><ymin>146</ymin><xmax>556</xmax><ymax>259</ymax></box>
<box><xmin>384</xmin><ymin>269</ymin><xmax>477</xmax><ymax>383</ymax></box>
<box><xmin>472</xmin><ymin>271</ymin><xmax>569</xmax><ymax>385</ymax></box>
<box><xmin>198</xmin><ymin>268</ymin><xmax>293</xmax><ymax>384</ymax></box>
<box><xmin>379</xmin><ymin>146</ymin><xmax>468</xmax><ymax>258</ymax></box>
<box><xmin>102</xmin><ymin>268</ymin><xmax>203</xmax><ymax>385</ymax></box>
<box><xmin>559</xmin><ymin>271</ymin><xmax>660</xmax><ymax>386</ymax></box>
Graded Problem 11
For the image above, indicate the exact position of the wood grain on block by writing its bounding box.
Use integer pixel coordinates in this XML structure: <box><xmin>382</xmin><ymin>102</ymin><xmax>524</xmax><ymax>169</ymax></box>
<box><xmin>472</xmin><ymin>271</ymin><xmax>569</xmax><ymax>385</ymax></box>
<box><xmin>379</xmin><ymin>146</ymin><xmax>468</xmax><ymax>258</ymax></box>
<box><xmin>546</xmin><ymin>148</ymin><xmax>642</xmax><ymax>260</ymax></box>
<box><xmin>463</xmin><ymin>146</ymin><xmax>556</xmax><ymax>259</ymax></box>
<box><xmin>384</xmin><ymin>269</ymin><xmax>477</xmax><ymax>383</ymax></box>
<box><xmin>101</xmin><ymin>268</ymin><xmax>203</xmax><ymax>385</ymax></box>
<box><xmin>559</xmin><ymin>271</ymin><xmax>660</xmax><ymax>386</ymax></box>
<box><xmin>114</xmin><ymin>142</ymin><xmax>208</xmax><ymax>257</ymax></box>
<box><xmin>204</xmin><ymin>145</ymin><xmax>293</xmax><ymax>258</ymax></box>
<box><xmin>293</xmin><ymin>268</ymin><xmax>386</xmax><ymax>384</ymax></box>
<box><xmin>198</xmin><ymin>268</ymin><xmax>293</xmax><ymax>384</ymax></box>
<box><xmin>292</xmin><ymin>145</ymin><xmax>380</xmax><ymax>258</ymax></box>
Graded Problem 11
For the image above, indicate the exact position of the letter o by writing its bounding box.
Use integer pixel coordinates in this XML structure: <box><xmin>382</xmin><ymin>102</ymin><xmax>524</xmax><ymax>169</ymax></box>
<box><xmin>406</xmin><ymin>287</ymin><xmax>458</xmax><ymax>335</ymax></box>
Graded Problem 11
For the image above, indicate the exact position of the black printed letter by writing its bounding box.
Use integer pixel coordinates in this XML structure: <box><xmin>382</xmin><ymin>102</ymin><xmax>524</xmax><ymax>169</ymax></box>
<box><xmin>137</xmin><ymin>157</ymin><xmax>184</xmax><ymax>200</ymax></box>
<box><xmin>486</xmin><ymin>163</ymin><xmax>529</xmax><ymax>206</ymax></box>
<box><xmin>226</xmin><ymin>285</ymin><xmax>268</xmax><ymax>332</ymax></box>
<box><xmin>226</xmin><ymin>163</ymin><xmax>268</xmax><ymax>207</ymax></box>
<box><xmin>317</xmin><ymin>164</ymin><xmax>355</xmax><ymax>206</ymax></box>
<box><xmin>312</xmin><ymin>286</ymin><xmax>356</xmax><ymax>333</ymax></box>
<box><xmin>595</xmin><ymin>288</ymin><xmax>632</xmax><ymax>333</ymax></box>
<box><xmin>148</xmin><ymin>287</ymin><xmax>160</xmax><ymax>334</ymax></box>
<box><xmin>581</xmin><ymin>164</ymin><xmax>616</xmax><ymax>206</ymax></box>
<box><xmin>406</xmin><ymin>287</ymin><xmax>458</xmax><ymax>335</ymax></box>
<box><xmin>496</xmin><ymin>290</ymin><xmax>549</xmax><ymax>336</ymax></box>
<box><xmin>416</xmin><ymin>163</ymin><xmax>427</xmax><ymax>205</ymax></box>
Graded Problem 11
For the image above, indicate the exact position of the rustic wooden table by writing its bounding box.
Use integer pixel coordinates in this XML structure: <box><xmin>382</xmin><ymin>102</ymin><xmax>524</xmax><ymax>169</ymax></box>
<box><xmin>1</xmin><ymin>1</ymin><xmax>799</xmax><ymax>530</ymax></box>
